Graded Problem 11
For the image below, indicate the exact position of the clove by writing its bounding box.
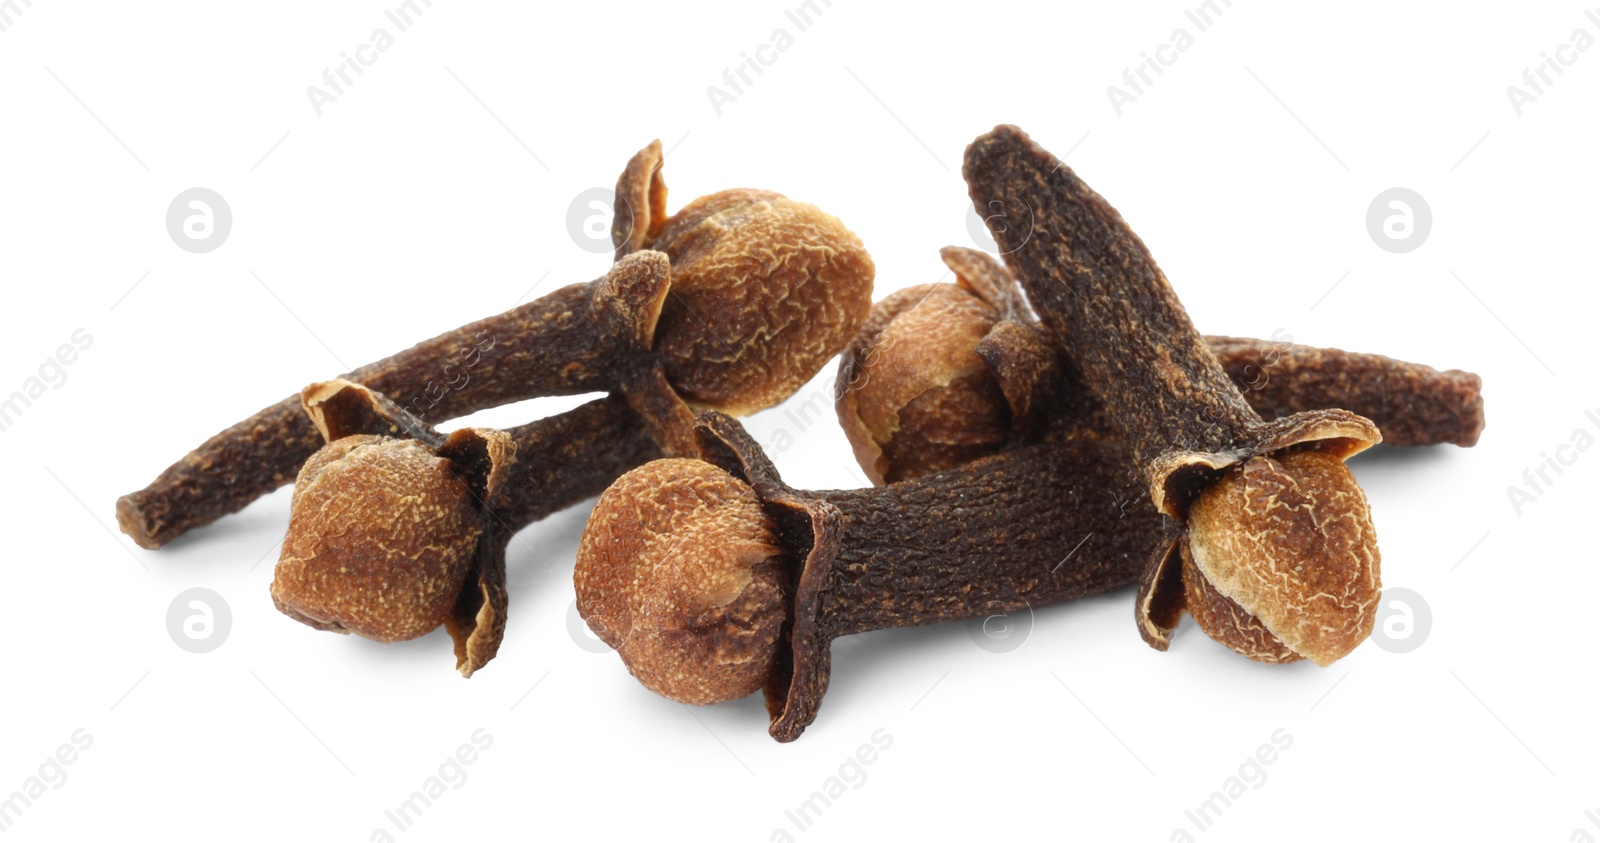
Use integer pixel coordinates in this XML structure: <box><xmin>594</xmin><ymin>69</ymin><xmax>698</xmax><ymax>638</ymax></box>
<box><xmin>838</xmin><ymin>246</ymin><xmax>1484</xmax><ymax>483</ymax></box>
<box><xmin>575</xmin><ymin>412</ymin><xmax>1158</xmax><ymax>742</ymax></box>
<box><xmin>117</xmin><ymin>140</ymin><xmax>873</xmax><ymax>549</ymax></box>
<box><xmin>272</xmin><ymin>379</ymin><xmax>662</xmax><ymax>676</ymax></box>
<box><xmin>964</xmin><ymin>124</ymin><xmax>1395</xmax><ymax>665</ymax></box>
<box><xmin>581</xmin><ymin>308</ymin><xmax>1486</xmax><ymax>736</ymax></box>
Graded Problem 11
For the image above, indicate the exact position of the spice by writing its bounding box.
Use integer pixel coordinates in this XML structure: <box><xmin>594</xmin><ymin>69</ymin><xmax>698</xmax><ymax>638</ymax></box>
<box><xmin>1205</xmin><ymin>335</ymin><xmax>1483</xmax><ymax>449</ymax></box>
<box><xmin>117</xmin><ymin>140</ymin><xmax>873</xmax><ymax>549</ymax></box>
<box><xmin>835</xmin><ymin>251</ymin><xmax>1039</xmax><ymax>483</ymax></box>
<box><xmin>964</xmin><ymin>124</ymin><xmax>1388</xmax><ymax>665</ymax></box>
<box><xmin>273</xmin><ymin>379</ymin><xmax>662</xmax><ymax>676</ymax></box>
<box><xmin>838</xmin><ymin>246</ymin><xmax>1484</xmax><ymax>483</ymax></box>
<box><xmin>583</xmin><ymin>320</ymin><xmax>1486</xmax><ymax>735</ymax></box>
<box><xmin>575</xmin><ymin>412</ymin><xmax>1156</xmax><ymax>742</ymax></box>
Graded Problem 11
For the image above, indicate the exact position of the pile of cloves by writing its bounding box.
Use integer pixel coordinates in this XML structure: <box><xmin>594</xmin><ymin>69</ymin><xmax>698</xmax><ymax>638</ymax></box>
<box><xmin>119</xmin><ymin>126</ymin><xmax>1484</xmax><ymax>741</ymax></box>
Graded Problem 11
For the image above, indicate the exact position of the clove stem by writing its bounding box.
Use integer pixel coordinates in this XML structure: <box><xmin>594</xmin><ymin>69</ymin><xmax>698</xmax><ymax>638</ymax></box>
<box><xmin>812</xmin><ymin>443</ymin><xmax>1152</xmax><ymax>638</ymax></box>
<box><xmin>118</xmin><ymin>281</ymin><xmax>621</xmax><ymax>550</ymax></box>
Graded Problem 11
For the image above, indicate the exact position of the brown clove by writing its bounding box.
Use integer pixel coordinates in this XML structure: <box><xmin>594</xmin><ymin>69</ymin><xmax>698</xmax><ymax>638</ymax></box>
<box><xmin>837</xmin><ymin>247</ymin><xmax>1484</xmax><ymax>484</ymax></box>
<box><xmin>575</xmin><ymin>412</ymin><xmax>1159</xmax><ymax>741</ymax></box>
<box><xmin>272</xmin><ymin>379</ymin><xmax>663</xmax><ymax>676</ymax></box>
<box><xmin>964</xmin><ymin>124</ymin><xmax>1394</xmax><ymax>666</ymax></box>
<box><xmin>117</xmin><ymin>140</ymin><xmax>873</xmax><ymax>549</ymax></box>
<box><xmin>580</xmin><ymin>297</ymin><xmax>1488</xmax><ymax>734</ymax></box>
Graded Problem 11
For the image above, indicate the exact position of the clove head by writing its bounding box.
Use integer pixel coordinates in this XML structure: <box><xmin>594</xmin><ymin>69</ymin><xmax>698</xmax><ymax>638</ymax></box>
<box><xmin>644</xmin><ymin>191</ymin><xmax>875</xmax><ymax>417</ymax></box>
<box><xmin>1182</xmin><ymin>448</ymin><xmax>1381</xmax><ymax>666</ymax></box>
<box><xmin>836</xmin><ymin>283</ymin><xmax>1010</xmax><ymax>484</ymax></box>
<box><xmin>271</xmin><ymin>435</ymin><xmax>482</xmax><ymax>643</ymax></box>
<box><xmin>575</xmin><ymin>458</ymin><xmax>788</xmax><ymax>705</ymax></box>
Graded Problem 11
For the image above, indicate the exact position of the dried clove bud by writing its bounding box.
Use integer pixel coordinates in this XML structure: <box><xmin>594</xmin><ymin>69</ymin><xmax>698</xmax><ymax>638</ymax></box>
<box><xmin>835</xmin><ymin>282</ymin><xmax>1014</xmax><ymax>483</ymax></box>
<box><xmin>1180</xmin><ymin>448</ymin><xmax>1376</xmax><ymax>663</ymax></box>
<box><xmin>117</xmin><ymin>140</ymin><xmax>873</xmax><ymax>549</ymax></box>
<box><xmin>965</xmin><ymin>125</ymin><xmax>1405</xmax><ymax>666</ymax></box>
<box><xmin>576</xmin><ymin>458</ymin><xmax>788</xmax><ymax>704</ymax></box>
<box><xmin>838</xmin><ymin>247</ymin><xmax>1484</xmax><ymax>484</ymax></box>
<box><xmin>577</xmin><ymin>412</ymin><xmax>1158</xmax><ymax>742</ymax></box>
<box><xmin>583</xmin><ymin>326</ymin><xmax>1489</xmax><ymax>736</ymax></box>
<box><xmin>272</xmin><ymin>434</ymin><xmax>494</xmax><ymax>644</ymax></box>
<box><xmin>272</xmin><ymin>379</ymin><xmax>663</xmax><ymax>676</ymax></box>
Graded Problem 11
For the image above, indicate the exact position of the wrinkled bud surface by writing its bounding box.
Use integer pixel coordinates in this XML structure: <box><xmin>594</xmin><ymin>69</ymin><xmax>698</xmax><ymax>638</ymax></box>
<box><xmin>1184</xmin><ymin>449</ymin><xmax>1381</xmax><ymax>666</ymax></box>
<box><xmin>1180</xmin><ymin>545</ymin><xmax>1301</xmax><ymax>664</ymax></box>
<box><xmin>838</xmin><ymin>284</ymin><xmax>1010</xmax><ymax>483</ymax></box>
<box><xmin>575</xmin><ymin>458</ymin><xmax>787</xmax><ymax>704</ymax></box>
<box><xmin>648</xmin><ymin>190</ymin><xmax>874</xmax><ymax>416</ymax></box>
<box><xmin>271</xmin><ymin>435</ymin><xmax>482</xmax><ymax>643</ymax></box>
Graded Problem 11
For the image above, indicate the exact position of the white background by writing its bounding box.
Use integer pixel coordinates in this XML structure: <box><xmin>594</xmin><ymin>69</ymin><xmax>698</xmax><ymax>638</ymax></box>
<box><xmin>2</xmin><ymin>1</ymin><xmax>1595</xmax><ymax>840</ymax></box>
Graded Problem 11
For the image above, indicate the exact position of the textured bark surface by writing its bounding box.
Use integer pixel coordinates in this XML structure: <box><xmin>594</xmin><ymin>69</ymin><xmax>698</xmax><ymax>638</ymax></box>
<box><xmin>838</xmin><ymin>273</ymin><xmax>1484</xmax><ymax>486</ymax></box>
<box><xmin>117</xmin><ymin>280</ymin><xmax>617</xmax><ymax>549</ymax></box>
<box><xmin>963</xmin><ymin>124</ymin><xmax>1260</xmax><ymax>463</ymax></box>
<box><xmin>1207</xmin><ymin>336</ymin><xmax>1484</xmax><ymax>447</ymax></box>
<box><xmin>964</xmin><ymin>126</ymin><xmax>1389</xmax><ymax>664</ymax></box>
<box><xmin>690</xmin><ymin>412</ymin><xmax>1159</xmax><ymax>742</ymax></box>
<box><xmin>816</xmin><ymin>440</ymin><xmax>1153</xmax><ymax>638</ymax></box>
<box><xmin>121</xmin><ymin>141</ymin><xmax>877</xmax><ymax>550</ymax></box>
<box><xmin>963</xmin><ymin>127</ymin><xmax>1382</xmax><ymax>503</ymax></box>
<box><xmin>493</xmin><ymin>396</ymin><xmax>666</xmax><ymax>530</ymax></box>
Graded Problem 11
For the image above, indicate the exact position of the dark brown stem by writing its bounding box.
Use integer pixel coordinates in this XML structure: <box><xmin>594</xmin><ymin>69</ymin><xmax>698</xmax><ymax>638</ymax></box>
<box><xmin>964</xmin><ymin>125</ymin><xmax>1389</xmax><ymax>664</ymax></box>
<box><xmin>122</xmin><ymin>134</ymin><xmax>875</xmax><ymax>551</ymax></box>
<box><xmin>492</xmin><ymin>396</ymin><xmax>666</xmax><ymax>530</ymax></box>
<box><xmin>301</xmin><ymin>382</ymin><xmax>666</xmax><ymax>676</ymax></box>
<box><xmin>968</xmin><ymin>135</ymin><xmax>1256</xmax><ymax>461</ymax></box>
<box><xmin>119</xmin><ymin>254</ymin><xmax>686</xmax><ymax>550</ymax></box>
<box><xmin>836</xmin><ymin>247</ymin><xmax>1481</xmax><ymax>487</ymax></box>
<box><xmin>1048</xmin><ymin>336</ymin><xmax>1486</xmax><ymax>450</ymax></box>
<box><xmin>597</xmin><ymin>337</ymin><xmax>1477</xmax><ymax>737</ymax></box>
<box><xmin>453</xmin><ymin>396</ymin><xmax>666</xmax><ymax>674</ymax></box>
<box><xmin>964</xmin><ymin>126</ymin><xmax>1380</xmax><ymax>506</ymax></box>
<box><xmin>813</xmin><ymin>442</ymin><xmax>1154</xmax><ymax>638</ymax></box>
<box><xmin>1206</xmin><ymin>336</ymin><xmax>1484</xmax><ymax>447</ymax></box>
<box><xmin>690</xmin><ymin>412</ymin><xmax>1170</xmax><ymax>742</ymax></box>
